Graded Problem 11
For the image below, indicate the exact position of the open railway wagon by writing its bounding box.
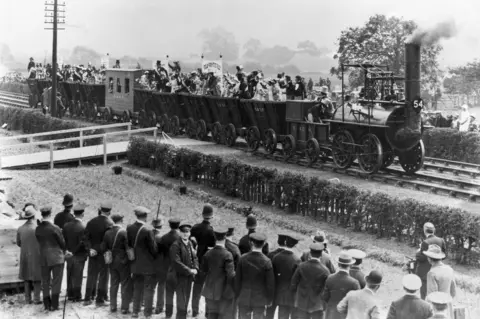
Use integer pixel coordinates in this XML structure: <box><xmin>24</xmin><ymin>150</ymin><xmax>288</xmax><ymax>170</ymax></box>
<box><xmin>27</xmin><ymin>79</ymin><xmax>41</xmax><ymax>108</ymax></box>
<box><xmin>81</xmin><ymin>83</ymin><xmax>106</xmax><ymax>121</ymax></box>
<box><xmin>148</xmin><ymin>92</ymin><xmax>187</xmax><ymax>135</ymax></box>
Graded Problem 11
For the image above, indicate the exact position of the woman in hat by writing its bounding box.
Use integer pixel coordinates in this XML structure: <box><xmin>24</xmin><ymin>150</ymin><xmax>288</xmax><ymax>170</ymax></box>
<box><xmin>458</xmin><ymin>104</ymin><xmax>471</xmax><ymax>132</ymax></box>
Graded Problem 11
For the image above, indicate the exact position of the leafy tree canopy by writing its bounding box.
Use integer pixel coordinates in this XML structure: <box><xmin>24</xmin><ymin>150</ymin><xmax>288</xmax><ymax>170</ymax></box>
<box><xmin>443</xmin><ymin>60</ymin><xmax>480</xmax><ymax>96</ymax></box>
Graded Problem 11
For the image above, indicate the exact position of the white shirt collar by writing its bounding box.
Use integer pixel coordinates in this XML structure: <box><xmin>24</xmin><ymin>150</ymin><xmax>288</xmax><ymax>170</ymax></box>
<box><xmin>338</xmin><ymin>269</ymin><xmax>349</xmax><ymax>274</ymax></box>
<box><xmin>136</xmin><ymin>219</ymin><xmax>145</xmax><ymax>225</ymax></box>
<box><xmin>405</xmin><ymin>291</ymin><xmax>418</xmax><ymax>296</ymax></box>
<box><xmin>365</xmin><ymin>288</ymin><xmax>376</xmax><ymax>295</ymax></box>
<box><xmin>75</xmin><ymin>217</ymin><xmax>83</xmax><ymax>222</ymax></box>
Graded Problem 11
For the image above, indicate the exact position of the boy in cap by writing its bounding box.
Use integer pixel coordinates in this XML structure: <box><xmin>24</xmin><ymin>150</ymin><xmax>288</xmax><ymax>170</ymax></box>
<box><xmin>238</xmin><ymin>214</ymin><xmax>269</xmax><ymax>255</ymax></box>
<box><xmin>337</xmin><ymin>270</ymin><xmax>382</xmax><ymax>319</ymax></box>
<box><xmin>54</xmin><ymin>193</ymin><xmax>75</xmax><ymax>230</ymax></box>
<box><xmin>35</xmin><ymin>205</ymin><xmax>66</xmax><ymax>311</ymax></box>
<box><xmin>159</xmin><ymin>218</ymin><xmax>182</xmax><ymax>317</ymax></box>
<box><xmin>126</xmin><ymin>206</ymin><xmax>157</xmax><ymax>318</ymax></box>
<box><xmin>271</xmin><ymin>234</ymin><xmax>302</xmax><ymax>319</ymax></box>
<box><xmin>102</xmin><ymin>214</ymin><xmax>132</xmax><ymax>314</ymax></box>
<box><xmin>201</xmin><ymin>226</ymin><xmax>236</xmax><ymax>319</ymax></box>
<box><xmin>169</xmin><ymin>222</ymin><xmax>199</xmax><ymax>319</ymax></box>
<box><xmin>84</xmin><ymin>201</ymin><xmax>114</xmax><ymax>306</ymax></box>
<box><xmin>191</xmin><ymin>204</ymin><xmax>216</xmax><ymax>317</ymax></box>
<box><xmin>415</xmin><ymin>222</ymin><xmax>446</xmax><ymax>300</ymax></box>
<box><xmin>225</xmin><ymin>226</ymin><xmax>241</xmax><ymax>268</ymax></box>
<box><xmin>348</xmin><ymin>249</ymin><xmax>367</xmax><ymax>289</ymax></box>
<box><xmin>322</xmin><ymin>252</ymin><xmax>360</xmax><ymax>319</ymax></box>
<box><xmin>291</xmin><ymin>243</ymin><xmax>330</xmax><ymax>319</ymax></box>
<box><xmin>63</xmin><ymin>203</ymin><xmax>88</xmax><ymax>302</ymax></box>
<box><xmin>426</xmin><ymin>292</ymin><xmax>452</xmax><ymax>319</ymax></box>
<box><xmin>234</xmin><ymin>232</ymin><xmax>275</xmax><ymax>319</ymax></box>
<box><xmin>16</xmin><ymin>205</ymin><xmax>42</xmax><ymax>305</ymax></box>
<box><xmin>386</xmin><ymin>274</ymin><xmax>433</xmax><ymax>319</ymax></box>
<box><xmin>301</xmin><ymin>231</ymin><xmax>335</xmax><ymax>274</ymax></box>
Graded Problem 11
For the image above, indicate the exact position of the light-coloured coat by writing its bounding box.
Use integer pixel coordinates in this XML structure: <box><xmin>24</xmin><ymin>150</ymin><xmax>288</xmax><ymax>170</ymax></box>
<box><xmin>426</xmin><ymin>263</ymin><xmax>456</xmax><ymax>319</ymax></box>
<box><xmin>337</xmin><ymin>288</ymin><xmax>381</xmax><ymax>319</ymax></box>
<box><xmin>16</xmin><ymin>219</ymin><xmax>42</xmax><ymax>281</ymax></box>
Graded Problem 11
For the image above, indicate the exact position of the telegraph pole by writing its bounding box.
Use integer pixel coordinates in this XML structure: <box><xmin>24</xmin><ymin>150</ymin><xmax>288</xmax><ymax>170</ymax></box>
<box><xmin>44</xmin><ymin>0</ymin><xmax>65</xmax><ymax>118</ymax></box>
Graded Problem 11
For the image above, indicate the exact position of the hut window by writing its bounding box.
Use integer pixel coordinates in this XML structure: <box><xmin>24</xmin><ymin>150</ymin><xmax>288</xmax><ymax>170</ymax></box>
<box><xmin>117</xmin><ymin>78</ymin><xmax>122</xmax><ymax>93</ymax></box>
<box><xmin>125</xmin><ymin>78</ymin><xmax>130</xmax><ymax>93</ymax></box>
<box><xmin>109</xmin><ymin>77</ymin><xmax>113</xmax><ymax>93</ymax></box>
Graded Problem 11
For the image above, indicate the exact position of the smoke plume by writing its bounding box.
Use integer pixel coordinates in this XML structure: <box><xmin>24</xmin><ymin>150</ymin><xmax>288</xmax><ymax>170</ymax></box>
<box><xmin>407</xmin><ymin>20</ymin><xmax>457</xmax><ymax>46</ymax></box>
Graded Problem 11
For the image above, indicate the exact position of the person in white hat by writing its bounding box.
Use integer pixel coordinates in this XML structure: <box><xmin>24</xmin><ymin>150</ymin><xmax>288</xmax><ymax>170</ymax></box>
<box><xmin>424</xmin><ymin>244</ymin><xmax>456</xmax><ymax>318</ymax></box>
<box><xmin>415</xmin><ymin>222</ymin><xmax>446</xmax><ymax>300</ymax></box>
<box><xmin>386</xmin><ymin>274</ymin><xmax>433</xmax><ymax>319</ymax></box>
<box><xmin>426</xmin><ymin>291</ymin><xmax>453</xmax><ymax>319</ymax></box>
<box><xmin>458</xmin><ymin>104</ymin><xmax>470</xmax><ymax>132</ymax></box>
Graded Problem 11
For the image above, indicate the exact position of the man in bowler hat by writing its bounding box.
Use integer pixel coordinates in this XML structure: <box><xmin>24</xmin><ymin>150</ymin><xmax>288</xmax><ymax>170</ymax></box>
<box><xmin>386</xmin><ymin>274</ymin><xmax>433</xmax><ymax>319</ymax></box>
<box><xmin>84</xmin><ymin>202</ymin><xmax>114</xmax><ymax>306</ymax></box>
<box><xmin>127</xmin><ymin>206</ymin><xmax>157</xmax><ymax>318</ymax></box>
<box><xmin>238</xmin><ymin>214</ymin><xmax>269</xmax><ymax>255</ymax></box>
<box><xmin>102</xmin><ymin>214</ymin><xmax>132</xmax><ymax>314</ymax></box>
<box><xmin>235</xmin><ymin>232</ymin><xmax>275</xmax><ymax>319</ymax></box>
<box><xmin>54</xmin><ymin>193</ymin><xmax>75</xmax><ymax>230</ymax></box>
<box><xmin>169</xmin><ymin>222</ymin><xmax>199</xmax><ymax>319</ymax></box>
<box><xmin>35</xmin><ymin>205</ymin><xmax>66</xmax><ymax>311</ymax></box>
<box><xmin>190</xmin><ymin>204</ymin><xmax>216</xmax><ymax>317</ymax></box>
<box><xmin>63</xmin><ymin>203</ymin><xmax>89</xmax><ymax>302</ymax></box>
<box><xmin>201</xmin><ymin>226</ymin><xmax>236</xmax><ymax>319</ymax></box>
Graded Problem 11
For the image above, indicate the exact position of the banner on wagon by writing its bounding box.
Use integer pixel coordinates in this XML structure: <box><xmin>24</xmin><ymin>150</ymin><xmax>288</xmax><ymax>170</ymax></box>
<box><xmin>201</xmin><ymin>60</ymin><xmax>222</xmax><ymax>77</ymax></box>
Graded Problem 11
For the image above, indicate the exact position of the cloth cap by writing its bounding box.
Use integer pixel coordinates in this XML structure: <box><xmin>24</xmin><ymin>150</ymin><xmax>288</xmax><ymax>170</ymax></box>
<box><xmin>111</xmin><ymin>214</ymin><xmax>124</xmax><ymax>223</ymax></box>
<box><xmin>311</xmin><ymin>231</ymin><xmax>328</xmax><ymax>244</ymax></box>
<box><xmin>365</xmin><ymin>270</ymin><xmax>382</xmax><ymax>285</ymax></box>
<box><xmin>277</xmin><ymin>234</ymin><xmax>287</xmax><ymax>246</ymax></box>
<box><xmin>100</xmin><ymin>201</ymin><xmax>113</xmax><ymax>211</ymax></box>
<box><xmin>62</xmin><ymin>193</ymin><xmax>74</xmax><ymax>206</ymax></box>
<box><xmin>423</xmin><ymin>222</ymin><xmax>435</xmax><ymax>232</ymax></box>
<box><xmin>168</xmin><ymin>218</ymin><xmax>181</xmax><ymax>228</ymax></box>
<box><xmin>249</xmin><ymin>232</ymin><xmax>267</xmax><ymax>243</ymax></box>
<box><xmin>423</xmin><ymin>244</ymin><xmax>445</xmax><ymax>260</ymax></box>
<box><xmin>427</xmin><ymin>291</ymin><xmax>452</xmax><ymax>305</ymax></box>
<box><xmin>284</xmin><ymin>234</ymin><xmax>300</xmax><ymax>248</ymax></box>
<box><xmin>202</xmin><ymin>204</ymin><xmax>214</xmax><ymax>218</ymax></box>
<box><xmin>246</xmin><ymin>214</ymin><xmax>257</xmax><ymax>229</ymax></box>
<box><xmin>179</xmin><ymin>222</ymin><xmax>192</xmax><ymax>231</ymax></box>
<box><xmin>226</xmin><ymin>226</ymin><xmax>235</xmax><ymax>236</ymax></box>
<box><xmin>337</xmin><ymin>252</ymin><xmax>355</xmax><ymax>265</ymax></box>
<box><xmin>40</xmin><ymin>205</ymin><xmax>52</xmax><ymax>216</ymax></box>
<box><xmin>73</xmin><ymin>203</ymin><xmax>86</xmax><ymax>213</ymax></box>
<box><xmin>348</xmin><ymin>249</ymin><xmax>366</xmax><ymax>260</ymax></box>
<box><xmin>24</xmin><ymin>206</ymin><xmax>38</xmax><ymax>219</ymax></box>
<box><xmin>309</xmin><ymin>243</ymin><xmax>325</xmax><ymax>252</ymax></box>
<box><xmin>214</xmin><ymin>226</ymin><xmax>229</xmax><ymax>237</ymax></box>
<box><xmin>402</xmin><ymin>274</ymin><xmax>422</xmax><ymax>291</ymax></box>
<box><xmin>152</xmin><ymin>219</ymin><xmax>163</xmax><ymax>228</ymax></box>
<box><xmin>134</xmin><ymin>206</ymin><xmax>150</xmax><ymax>217</ymax></box>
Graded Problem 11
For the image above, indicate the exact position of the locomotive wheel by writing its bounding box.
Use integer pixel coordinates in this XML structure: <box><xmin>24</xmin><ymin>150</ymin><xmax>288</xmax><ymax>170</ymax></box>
<box><xmin>263</xmin><ymin>129</ymin><xmax>277</xmax><ymax>154</ymax></box>
<box><xmin>224</xmin><ymin>123</ymin><xmax>237</xmax><ymax>147</ymax></box>
<box><xmin>282</xmin><ymin>135</ymin><xmax>296</xmax><ymax>161</ymax></box>
<box><xmin>139</xmin><ymin>110</ymin><xmax>147</xmax><ymax>128</ymax></box>
<box><xmin>305</xmin><ymin>138</ymin><xmax>320</xmax><ymax>165</ymax></box>
<box><xmin>212</xmin><ymin>122</ymin><xmax>222</xmax><ymax>144</ymax></box>
<box><xmin>122</xmin><ymin>111</ymin><xmax>131</xmax><ymax>123</ymax></box>
<box><xmin>186</xmin><ymin>117</ymin><xmax>196</xmax><ymax>139</ymax></box>
<box><xmin>159</xmin><ymin>113</ymin><xmax>169</xmax><ymax>132</ymax></box>
<box><xmin>246</xmin><ymin>126</ymin><xmax>260</xmax><ymax>152</ymax></box>
<box><xmin>196</xmin><ymin>119</ymin><xmax>207</xmax><ymax>140</ymax></box>
<box><xmin>103</xmin><ymin>107</ymin><xmax>112</xmax><ymax>122</ymax></box>
<box><xmin>357</xmin><ymin>133</ymin><xmax>383</xmax><ymax>174</ymax></box>
<box><xmin>170</xmin><ymin>116</ymin><xmax>180</xmax><ymax>136</ymax></box>
<box><xmin>381</xmin><ymin>147</ymin><xmax>396</xmax><ymax>169</ymax></box>
<box><xmin>332</xmin><ymin>130</ymin><xmax>356</xmax><ymax>169</ymax></box>
<box><xmin>398</xmin><ymin>140</ymin><xmax>425</xmax><ymax>175</ymax></box>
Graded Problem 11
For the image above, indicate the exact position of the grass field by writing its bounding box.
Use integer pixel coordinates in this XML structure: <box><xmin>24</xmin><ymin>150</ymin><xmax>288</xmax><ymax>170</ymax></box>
<box><xmin>0</xmin><ymin>165</ymin><xmax>479</xmax><ymax>319</ymax></box>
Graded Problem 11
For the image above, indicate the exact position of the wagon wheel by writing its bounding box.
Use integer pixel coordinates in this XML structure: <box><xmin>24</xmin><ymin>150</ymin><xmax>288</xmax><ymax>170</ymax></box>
<box><xmin>139</xmin><ymin>110</ymin><xmax>147</xmax><ymax>128</ymax></box>
<box><xmin>185</xmin><ymin>117</ymin><xmax>196</xmax><ymax>139</ymax></box>
<box><xmin>87</xmin><ymin>103</ymin><xmax>97</xmax><ymax>121</ymax></box>
<box><xmin>398</xmin><ymin>140</ymin><xmax>425</xmax><ymax>175</ymax></box>
<box><xmin>357</xmin><ymin>133</ymin><xmax>383</xmax><ymax>174</ymax></box>
<box><xmin>332</xmin><ymin>130</ymin><xmax>356</xmax><ymax>169</ymax></box>
<box><xmin>103</xmin><ymin>107</ymin><xmax>112</xmax><ymax>122</ymax></box>
<box><xmin>263</xmin><ymin>128</ymin><xmax>277</xmax><ymax>154</ymax></box>
<box><xmin>212</xmin><ymin>122</ymin><xmax>222</xmax><ymax>144</ymax></box>
<box><xmin>196</xmin><ymin>119</ymin><xmax>207</xmax><ymax>140</ymax></box>
<box><xmin>224</xmin><ymin>123</ymin><xmax>237</xmax><ymax>147</ymax></box>
<box><xmin>305</xmin><ymin>138</ymin><xmax>320</xmax><ymax>165</ymax></box>
<box><xmin>246</xmin><ymin>126</ymin><xmax>260</xmax><ymax>151</ymax></box>
<box><xmin>159</xmin><ymin>113</ymin><xmax>169</xmax><ymax>132</ymax></box>
<box><xmin>282</xmin><ymin>134</ymin><xmax>296</xmax><ymax>161</ymax></box>
<box><xmin>381</xmin><ymin>147</ymin><xmax>396</xmax><ymax>169</ymax></box>
<box><xmin>122</xmin><ymin>111</ymin><xmax>131</xmax><ymax>123</ymax></box>
<box><xmin>170</xmin><ymin>116</ymin><xmax>180</xmax><ymax>136</ymax></box>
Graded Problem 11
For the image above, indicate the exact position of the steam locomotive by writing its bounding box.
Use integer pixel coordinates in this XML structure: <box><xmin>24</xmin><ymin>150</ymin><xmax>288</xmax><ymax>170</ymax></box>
<box><xmin>24</xmin><ymin>43</ymin><xmax>426</xmax><ymax>175</ymax></box>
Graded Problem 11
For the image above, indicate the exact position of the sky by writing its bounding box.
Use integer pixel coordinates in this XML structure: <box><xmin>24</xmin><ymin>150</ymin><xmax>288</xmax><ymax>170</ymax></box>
<box><xmin>0</xmin><ymin>0</ymin><xmax>479</xmax><ymax>72</ymax></box>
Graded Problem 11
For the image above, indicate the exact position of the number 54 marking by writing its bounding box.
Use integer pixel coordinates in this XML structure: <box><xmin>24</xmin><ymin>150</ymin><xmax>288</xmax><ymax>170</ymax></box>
<box><xmin>414</xmin><ymin>100</ymin><xmax>423</xmax><ymax>108</ymax></box>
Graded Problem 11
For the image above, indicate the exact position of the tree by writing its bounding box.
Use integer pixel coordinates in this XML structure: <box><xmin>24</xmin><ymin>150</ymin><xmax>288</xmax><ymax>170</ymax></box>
<box><xmin>330</xmin><ymin>14</ymin><xmax>444</xmax><ymax>91</ymax></box>
<box><xmin>444</xmin><ymin>60</ymin><xmax>480</xmax><ymax>97</ymax></box>
<box><xmin>198</xmin><ymin>26</ymin><xmax>240</xmax><ymax>61</ymax></box>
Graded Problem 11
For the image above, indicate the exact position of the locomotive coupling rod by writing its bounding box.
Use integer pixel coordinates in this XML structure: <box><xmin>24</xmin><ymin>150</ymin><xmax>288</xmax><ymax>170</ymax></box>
<box><xmin>357</xmin><ymin>99</ymin><xmax>405</xmax><ymax>106</ymax></box>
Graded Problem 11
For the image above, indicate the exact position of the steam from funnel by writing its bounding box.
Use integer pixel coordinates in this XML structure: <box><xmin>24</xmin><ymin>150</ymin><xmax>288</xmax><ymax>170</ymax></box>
<box><xmin>407</xmin><ymin>20</ymin><xmax>457</xmax><ymax>46</ymax></box>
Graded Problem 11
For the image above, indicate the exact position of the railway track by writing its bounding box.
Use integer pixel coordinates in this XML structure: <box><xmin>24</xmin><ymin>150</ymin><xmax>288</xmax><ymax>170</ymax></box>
<box><xmin>1</xmin><ymin>90</ymin><xmax>479</xmax><ymax>202</ymax></box>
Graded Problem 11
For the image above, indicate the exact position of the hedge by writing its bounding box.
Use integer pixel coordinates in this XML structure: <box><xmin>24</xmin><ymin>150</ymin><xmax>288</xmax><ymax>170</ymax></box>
<box><xmin>127</xmin><ymin>136</ymin><xmax>480</xmax><ymax>266</ymax></box>
<box><xmin>423</xmin><ymin>128</ymin><xmax>480</xmax><ymax>164</ymax></box>
<box><xmin>0</xmin><ymin>82</ymin><xmax>31</xmax><ymax>94</ymax></box>
<box><xmin>0</xmin><ymin>106</ymin><xmax>103</xmax><ymax>147</ymax></box>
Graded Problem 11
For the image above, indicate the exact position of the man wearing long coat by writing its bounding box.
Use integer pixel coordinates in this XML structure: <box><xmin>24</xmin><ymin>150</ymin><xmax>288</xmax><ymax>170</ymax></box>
<box><xmin>16</xmin><ymin>206</ymin><xmax>42</xmax><ymax>304</ymax></box>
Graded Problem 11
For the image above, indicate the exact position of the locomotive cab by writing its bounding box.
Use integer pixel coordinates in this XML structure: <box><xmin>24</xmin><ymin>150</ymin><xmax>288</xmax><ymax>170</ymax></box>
<box><xmin>104</xmin><ymin>68</ymin><xmax>142</xmax><ymax>123</ymax></box>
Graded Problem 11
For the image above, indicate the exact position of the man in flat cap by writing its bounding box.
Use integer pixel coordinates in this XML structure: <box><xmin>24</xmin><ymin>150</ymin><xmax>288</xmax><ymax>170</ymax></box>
<box><xmin>415</xmin><ymin>222</ymin><xmax>446</xmax><ymax>300</ymax></box>
<box><xmin>169</xmin><ymin>222</ymin><xmax>199</xmax><ymax>319</ymax></box>
<box><xmin>62</xmin><ymin>203</ymin><xmax>89</xmax><ymax>302</ymax></box>
<box><xmin>84</xmin><ymin>201</ymin><xmax>114</xmax><ymax>306</ymax></box>
<box><xmin>386</xmin><ymin>274</ymin><xmax>433</xmax><ymax>319</ymax></box>
<box><xmin>102</xmin><ymin>214</ymin><xmax>132</xmax><ymax>314</ymax></box>
<box><xmin>322</xmin><ymin>252</ymin><xmax>360</xmax><ymax>319</ymax></box>
<box><xmin>54</xmin><ymin>193</ymin><xmax>75</xmax><ymax>230</ymax></box>
<box><xmin>266</xmin><ymin>233</ymin><xmax>288</xmax><ymax>319</ymax></box>
<box><xmin>190</xmin><ymin>204</ymin><xmax>216</xmax><ymax>317</ymax></box>
<box><xmin>127</xmin><ymin>206</ymin><xmax>157</xmax><ymax>318</ymax></box>
<box><xmin>291</xmin><ymin>242</ymin><xmax>330</xmax><ymax>319</ymax></box>
<box><xmin>225</xmin><ymin>226</ymin><xmax>241</xmax><ymax>269</ymax></box>
<box><xmin>426</xmin><ymin>292</ymin><xmax>452</xmax><ymax>319</ymax></box>
<box><xmin>201</xmin><ymin>226</ymin><xmax>236</xmax><ymax>319</ymax></box>
<box><xmin>159</xmin><ymin>218</ymin><xmax>182</xmax><ymax>318</ymax></box>
<box><xmin>35</xmin><ymin>205</ymin><xmax>66</xmax><ymax>311</ymax></box>
<box><xmin>271</xmin><ymin>234</ymin><xmax>302</xmax><ymax>319</ymax></box>
<box><xmin>235</xmin><ymin>232</ymin><xmax>275</xmax><ymax>319</ymax></box>
<box><xmin>301</xmin><ymin>231</ymin><xmax>335</xmax><ymax>274</ymax></box>
<box><xmin>151</xmin><ymin>216</ymin><xmax>166</xmax><ymax>315</ymax></box>
<box><xmin>348</xmin><ymin>249</ymin><xmax>367</xmax><ymax>289</ymax></box>
<box><xmin>239</xmin><ymin>214</ymin><xmax>269</xmax><ymax>256</ymax></box>
<box><xmin>16</xmin><ymin>205</ymin><xmax>42</xmax><ymax>305</ymax></box>
<box><xmin>337</xmin><ymin>270</ymin><xmax>382</xmax><ymax>319</ymax></box>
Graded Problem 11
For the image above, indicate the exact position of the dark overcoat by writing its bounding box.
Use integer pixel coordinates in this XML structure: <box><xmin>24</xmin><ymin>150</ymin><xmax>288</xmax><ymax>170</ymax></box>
<box><xmin>190</xmin><ymin>220</ymin><xmax>216</xmax><ymax>263</ymax></box>
<box><xmin>322</xmin><ymin>271</ymin><xmax>360</xmax><ymax>319</ymax></box>
<box><xmin>126</xmin><ymin>222</ymin><xmax>157</xmax><ymax>275</ymax></box>
<box><xmin>386</xmin><ymin>294</ymin><xmax>433</xmax><ymax>319</ymax></box>
<box><xmin>291</xmin><ymin>259</ymin><xmax>329</xmax><ymax>313</ymax></box>
<box><xmin>415</xmin><ymin>235</ymin><xmax>447</xmax><ymax>279</ymax></box>
<box><xmin>35</xmin><ymin>220</ymin><xmax>66</xmax><ymax>267</ymax></box>
<box><xmin>272</xmin><ymin>249</ymin><xmax>301</xmax><ymax>307</ymax></box>
<box><xmin>225</xmin><ymin>239</ymin><xmax>241</xmax><ymax>268</ymax></box>
<box><xmin>201</xmin><ymin>245</ymin><xmax>235</xmax><ymax>301</ymax></box>
<box><xmin>63</xmin><ymin>219</ymin><xmax>88</xmax><ymax>258</ymax></box>
<box><xmin>238</xmin><ymin>230</ymin><xmax>269</xmax><ymax>255</ymax></box>
<box><xmin>349</xmin><ymin>266</ymin><xmax>366</xmax><ymax>289</ymax></box>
